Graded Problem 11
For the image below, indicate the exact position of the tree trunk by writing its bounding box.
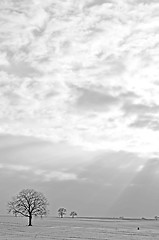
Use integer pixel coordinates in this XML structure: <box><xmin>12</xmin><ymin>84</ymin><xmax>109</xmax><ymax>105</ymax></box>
<box><xmin>28</xmin><ymin>215</ymin><xmax>32</xmax><ymax>226</ymax></box>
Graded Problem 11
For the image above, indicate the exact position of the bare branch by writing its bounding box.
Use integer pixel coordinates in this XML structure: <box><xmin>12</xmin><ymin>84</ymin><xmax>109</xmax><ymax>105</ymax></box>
<box><xmin>7</xmin><ymin>189</ymin><xmax>49</xmax><ymax>226</ymax></box>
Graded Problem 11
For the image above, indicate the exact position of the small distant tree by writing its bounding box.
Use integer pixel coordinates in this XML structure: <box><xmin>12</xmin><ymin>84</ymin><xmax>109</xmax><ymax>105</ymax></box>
<box><xmin>8</xmin><ymin>189</ymin><xmax>49</xmax><ymax>226</ymax></box>
<box><xmin>70</xmin><ymin>211</ymin><xmax>77</xmax><ymax>218</ymax></box>
<box><xmin>58</xmin><ymin>208</ymin><xmax>66</xmax><ymax>218</ymax></box>
<box><xmin>155</xmin><ymin>216</ymin><xmax>158</xmax><ymax>220</ymax></box>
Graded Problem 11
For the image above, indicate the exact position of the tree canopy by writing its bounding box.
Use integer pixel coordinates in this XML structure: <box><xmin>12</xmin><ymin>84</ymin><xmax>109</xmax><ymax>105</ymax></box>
<box><xmin>58</xmin><ymin>208</ymin><xmax>66</xmax><ymax>218</ymax></box>
<box><xmin>70</xmin><ymin>211</ymin><xmax>77</xmax><ymax>218</ymax></box>
<box><xmin>8</xmin><ymin>189</ymin><xmax>49</xmax><ymax>226</ymax></box>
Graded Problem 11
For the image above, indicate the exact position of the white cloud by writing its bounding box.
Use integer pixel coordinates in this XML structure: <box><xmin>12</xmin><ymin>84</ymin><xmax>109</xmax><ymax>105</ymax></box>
<box><xmin>7</xmin><ymin>164</ymin><xmax>30</xmax><ymax>171</ymax></box>
<box><xmin>136</xmin><ymin>165</ymin><xmax>144</xmax><ymax>172</ymax></box>
<box><xmin>0</xmin><ymin>164</ymin><xmax>30</xmax><ymax>172</ymax></box>
<box><xmin>34</xmin><ymin>169</ymin><xmax>78</xmax><ymax>182</ymax></box>
<box><xmin>1</xmin><ymin>0</ymin><xmax>159</xmax><ymax>156</ymax></box>
<box><xmin>0</xmin><ymin>161</ymin><xmax>78</xmax><ymax>182</ymax></box>
<box><xmin>0</xmin><ymin>52</ymin><xmax>10</xmax><ymax>66</ymax></box>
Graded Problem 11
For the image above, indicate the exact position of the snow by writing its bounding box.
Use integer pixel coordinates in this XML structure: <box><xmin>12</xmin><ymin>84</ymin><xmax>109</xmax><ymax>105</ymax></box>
<box><xmin>0</xmin><ymin>216</ymin><xmax>159</xmax><ymax>239</ymax></box>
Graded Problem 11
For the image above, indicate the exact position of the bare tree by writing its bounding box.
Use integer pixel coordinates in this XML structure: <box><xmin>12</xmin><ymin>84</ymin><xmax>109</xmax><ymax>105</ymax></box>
<box><xmin>70</xmin><ymin>211</ymin><xmax>77</xmax><ymax>218</ymax></box>
<box><xmin>8</xmin><ymin>189</ymin><xmax>49</xmax><ymax>226</ymax></box>
<box><xmin>58</xmin><ymin>208</ymin><xmax>66</xmax><ymax>218</ymax></box>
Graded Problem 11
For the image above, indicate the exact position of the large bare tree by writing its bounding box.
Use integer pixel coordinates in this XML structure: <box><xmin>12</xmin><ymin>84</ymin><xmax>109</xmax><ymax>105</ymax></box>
<box><xmin>8</xmin><ymin>189</ymin><xmax>49</xmax><ymax>226</ymax></box>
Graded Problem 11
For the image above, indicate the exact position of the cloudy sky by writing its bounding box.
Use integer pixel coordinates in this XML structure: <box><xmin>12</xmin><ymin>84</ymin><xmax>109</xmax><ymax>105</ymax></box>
<box><xmin>0</xmin><ymin>0</ymin><xmax>159</xmax><ymax>218</ymax></box>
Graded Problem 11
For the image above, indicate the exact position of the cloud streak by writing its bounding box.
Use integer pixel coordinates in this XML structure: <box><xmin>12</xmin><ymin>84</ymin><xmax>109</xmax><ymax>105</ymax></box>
<box><xmin>34</xmin><ymin>169</ymin><xmax>78</xmax><ymax>182</ymax></box>
<box><xmin>0</xmin><ymin>161</ymin><xmax>79</xmax><ymax>182</ymax></box>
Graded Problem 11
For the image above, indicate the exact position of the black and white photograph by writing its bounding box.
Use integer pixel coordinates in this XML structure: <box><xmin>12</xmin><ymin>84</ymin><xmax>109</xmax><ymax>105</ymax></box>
<box><xmin>0</xmin><ymin>0</ymin><xmax>159</xmax><ymax>239</ymax></box>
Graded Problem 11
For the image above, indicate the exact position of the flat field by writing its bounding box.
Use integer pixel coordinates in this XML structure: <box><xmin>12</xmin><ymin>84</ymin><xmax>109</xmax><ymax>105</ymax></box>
<box><xmin>0</xmin><ymin>216</ymin><xmax>159</xmax><ymax>239</ymax></box>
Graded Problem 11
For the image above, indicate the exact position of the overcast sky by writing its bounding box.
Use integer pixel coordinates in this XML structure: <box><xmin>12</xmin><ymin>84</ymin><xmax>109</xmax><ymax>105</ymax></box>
<box><xmin>0</xmin><ymin>0</ymin><xmax>159</xmax><ymax>218</ymax></box>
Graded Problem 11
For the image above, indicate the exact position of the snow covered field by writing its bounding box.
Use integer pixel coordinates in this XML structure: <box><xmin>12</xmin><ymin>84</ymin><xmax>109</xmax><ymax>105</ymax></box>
<box><xmin>0</xmin><ymin>216</ymin><xmax>159</xmax><ymax>239</ymax></box>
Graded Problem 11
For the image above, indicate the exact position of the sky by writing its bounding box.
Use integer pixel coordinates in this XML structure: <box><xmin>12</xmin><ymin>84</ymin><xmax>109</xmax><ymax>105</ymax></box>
<box><xmin>0</xmin><ymin>0</ymin><xmax>159</xmax><ymax>218</ymax></box>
